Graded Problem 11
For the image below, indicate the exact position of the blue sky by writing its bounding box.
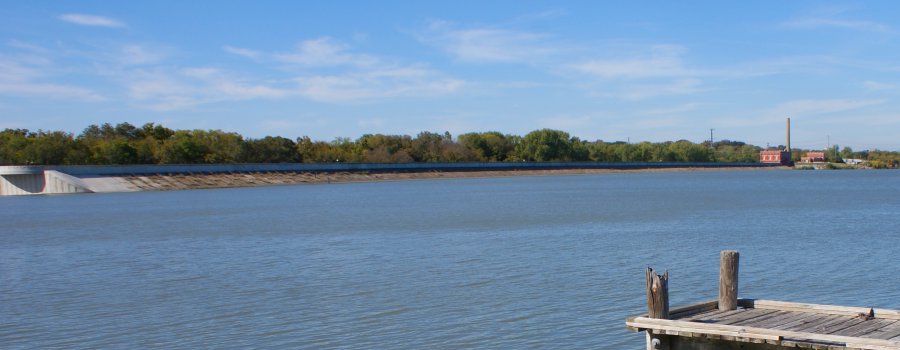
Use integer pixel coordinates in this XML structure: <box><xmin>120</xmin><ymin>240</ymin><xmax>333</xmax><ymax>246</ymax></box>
<box><xmin>1</xmin><ymin>1</ymin><xmax>899</xmax><ymax>150</ymax></box>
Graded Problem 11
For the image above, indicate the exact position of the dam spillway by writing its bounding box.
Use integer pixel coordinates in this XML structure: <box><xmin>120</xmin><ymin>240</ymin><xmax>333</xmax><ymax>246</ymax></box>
<box><xmin>0</xmin><ymin>166</ymin><xmax>96</xmax><ymax>196</ymax></box>
<box><xmin>0</xmin><ymin>162</ymin><xmax>779</xmax><ymax>196</ymax></box>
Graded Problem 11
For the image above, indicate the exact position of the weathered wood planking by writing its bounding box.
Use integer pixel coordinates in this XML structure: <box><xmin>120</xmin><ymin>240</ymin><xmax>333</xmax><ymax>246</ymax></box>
<box><xmin>627</xmin><ymin>299</ymin><xmax>900</xmax><ymax>349</ymax></box>
<box><xmin>627</xmin><ymin>316</ymin><xmax>900</xmax><ymax>349</ymax></box>
<box><xmin>630</xmin><ymin>252</ymin><xmax>900</xmax><ymax>349</ymax></box>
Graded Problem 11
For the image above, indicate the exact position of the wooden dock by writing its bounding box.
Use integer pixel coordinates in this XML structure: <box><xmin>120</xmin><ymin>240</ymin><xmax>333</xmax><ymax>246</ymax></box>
<box><xmin>626</xmin><ymin>251</ymin><xmax>900</xmax><ymax>349</ymax></box>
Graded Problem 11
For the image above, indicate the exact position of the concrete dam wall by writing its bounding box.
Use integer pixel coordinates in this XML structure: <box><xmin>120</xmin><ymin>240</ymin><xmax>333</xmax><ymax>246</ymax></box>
<box><xmin>1</xmin><ymin>162</ymin><xmax>777</xmax><ymax>196</ymax></box>
<box><xmin>0</xmin><ymin>167</ymin><xmax>95</xmax><ymax>196</ymax></box>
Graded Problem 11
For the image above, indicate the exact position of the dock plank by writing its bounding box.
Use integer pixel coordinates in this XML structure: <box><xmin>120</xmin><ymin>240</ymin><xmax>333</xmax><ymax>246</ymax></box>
<box><xmin>627</xmin><ymin>316</ymin><xmax>900</xmax><ymax>349</ymax></box>
<box><xmin>788</xmin><ymin>314</ymin><xmax>849</xmax><ymax>333</ymax></box>
<box><xmin>820</xmin><ymin>317</ymin><xmax>869</xmax><ymax>335</ymax></box>
<box><xmin>683</xmin><ymin>309</ymin><xmax>744</xmax><ymax>322</ymax></box>
<box><xmin>769</xmin><ymin>313</ymin><xmax>828</xmax><ymax>331</ymax></box>
<box><xmin>858</xmin><ymin>320</ymin><xmax>900</xmax><ymax>340</ymax></box>
<box><xmin>708</xmin><ymin>309</ymin><xmax>780</xmax><ymax>325</ymax></box>
<box><xmin>739</xmin><ymin>311</ymin><xmax>814</xmax><ymax>332</ymax></box>
<box><xmin>630</xmin><ymin>299</ymin><xmax>900</xmax><ymax>349</ymax></box>
<box><xmin>735</xmin><ymin>311</ymin><xmax>796</xmax><ymax>328</ymax></box>
<box><xmin>834</xmin><ymin>319</ymin><xmax>897</xmax><ymax>338</ymax></box>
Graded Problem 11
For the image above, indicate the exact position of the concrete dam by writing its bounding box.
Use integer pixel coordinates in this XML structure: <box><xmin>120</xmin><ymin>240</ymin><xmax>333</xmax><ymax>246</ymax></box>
<box><xmin>0</xmin><ymin>162</ymin><xmax>778</xmax><ymax>196</ymax></box>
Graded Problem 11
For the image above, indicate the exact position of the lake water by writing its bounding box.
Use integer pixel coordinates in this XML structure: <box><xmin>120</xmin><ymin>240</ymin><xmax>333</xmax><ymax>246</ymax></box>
<box><xmin>2</xmin><ymin>170</ymin><xmax>899</xmax><ymax>349</ymax></box>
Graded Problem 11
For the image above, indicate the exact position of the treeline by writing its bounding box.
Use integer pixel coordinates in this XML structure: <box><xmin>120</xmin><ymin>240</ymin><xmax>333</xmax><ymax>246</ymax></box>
<box><xmin>783</xmin><ymin>145</ymin><xmax>900</xmax><ymax>168</ymax></box>
<box><xmin>0</xmin><ymin>122</ymin><xmax>893</xmax><ymax>166</ymax></box>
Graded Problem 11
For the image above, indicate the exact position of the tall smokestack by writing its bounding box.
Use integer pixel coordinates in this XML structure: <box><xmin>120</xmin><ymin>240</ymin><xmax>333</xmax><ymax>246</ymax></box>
<box><xmin>785</xmin><ymin>117</ymin><xmax>791</xmax><ymax>151</ymax></box>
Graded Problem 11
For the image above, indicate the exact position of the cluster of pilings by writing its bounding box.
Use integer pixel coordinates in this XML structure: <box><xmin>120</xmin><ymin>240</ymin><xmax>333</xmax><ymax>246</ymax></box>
<box><xmin>644</xmin><ymin>251</ymin><xmax>740</xmax><ymax>349</ymax></box>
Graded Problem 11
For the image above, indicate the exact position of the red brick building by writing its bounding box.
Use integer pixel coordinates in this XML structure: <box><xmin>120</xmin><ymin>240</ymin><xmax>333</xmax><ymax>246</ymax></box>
<box><xmin>760</xmin><ymin>150</ymin><xmax>792</xmax><ymax>165</ymax></box>
<box><xmin>801</xmin><ymin>151</ymin><xmax>825</xmax><ymax>163</ymax></box>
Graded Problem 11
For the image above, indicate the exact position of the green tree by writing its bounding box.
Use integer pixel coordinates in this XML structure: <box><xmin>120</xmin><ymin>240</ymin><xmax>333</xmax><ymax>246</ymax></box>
<box><xmin>517</xmin><ymin>129</ymin><xmax>575</xmax><ymax>161</ymax></box>
<box><xmin>825</xmin><ymin>145</ymin><xmax>842</xmax><ymax>163</ymax></box>
<box><xmin>142</xmin><ymin>123</ymin><xmax>175</xmax><ymax>141</ymax></box>
<box><xmin>840</xmin><ymin>146</ymin><xmax>856</xmax><ymax>160</ymax></box>
<box><xmin>242</xmin><ymin>136</ymin><xmax>298</xmax><ymax>163</ymax></box>
<box><xmin>0</xmin><ymin>129</ymin><xmax>29</xmax><ymax>164</ymax></box>
<box><xmin>99</xmin><ymin>139</ymin><xmax>140</xmax><ymax>164</ymax></box>
<box><xmin>21</xmin><ymin>131</ymin><xmax>78</xmax><ymax>165</ymax></box>
<box><xmin>158</xmin><ymin>131</ymin><xmax>209</xmax><ymax>164</ymax></box>
<box><xmin>410</xmin><ymin>131</ymin><xmax>447</xmax><ymax>162</ymax></box>
<box><xmin>458</xmin><ymin>131</ymin><xmax>516</xmax><ymax>161</ymax></box>
<box><xmin>666</xmin><ymin>140</ymin><xmax>713</xmax><ymax>162</ymax></box>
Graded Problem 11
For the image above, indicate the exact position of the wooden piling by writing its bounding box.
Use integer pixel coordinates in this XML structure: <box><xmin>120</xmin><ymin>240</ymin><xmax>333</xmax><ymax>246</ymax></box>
<box><xmin>718</xmin><ymin>250</ymin><xmax>739</xmax><ymax>311</ymax></box>
<box><xmin>646</xmin><ymin>267</ymin><xmax>669</xmax><ymax>319</ymax></box>
<box><xmin>645</xmin><ymin>267</ymin><xmax>671</xmax><ymax>350</ymax></box>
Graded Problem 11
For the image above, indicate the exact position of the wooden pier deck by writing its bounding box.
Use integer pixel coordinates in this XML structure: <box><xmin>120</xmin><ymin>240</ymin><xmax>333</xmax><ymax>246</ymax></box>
<box><xmin>627</xmin><ymin>299</ymin><xmax>900</xmax><ymax>349</ymax></box>
<box><xmin>626</xmin><ymin>251</ymin><xmax>900</xmax><ymax>350</ymax></box>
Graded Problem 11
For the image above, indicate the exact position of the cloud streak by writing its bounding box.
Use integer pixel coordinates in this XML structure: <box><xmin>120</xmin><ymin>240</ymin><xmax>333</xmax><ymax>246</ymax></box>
<box><xmin>572</xmin><ymin>45</ymin><xmax>694</xmax><ymax>79</ymax></box>
<box><xmin>419</xmin><ymin>20</ymin><xmax>558</xmax><ymax>63</ymax></box>
<box><xmin>782</xmin><ymin>17</ymin><xmax>890</xmax><ymax>32</ymax></box>
<box><xmin>778</xmin><ymin>98</ymin><xmax>884</xmax><ymax>115</ymax></box>
<box><xmin>223</xmin><ymin>45</ymin><xmax>262</xmax><ymax>59</ymax></box>
<box><xmin>274</xmin><ymin>37</ymin><xmax>378</xmax><ymax>67</ymax></box>
<box><xmin>293</xmin><ymin>68</ymin><xmax>464</xmax><ymax>103</ymax></box>
<box><xmin>59</xmin><ymin>14</ymin><xmax>125</xmax><ymax>28</ymax></box>
<box><xmin>0</xmin><ymin>55</ymin><xmax>105</xmax><ymax>101</ymax></box>
<box><xmin>220</xmin><ymin>37</ymin><xmax>466</xmax><ymax>104</ymax></box>
<box><xmin>125</xmin><ymin>67</ymin><xmax>289</xmax><ymax>111</ymax></box>
<box><xmin>718</xmin><ymin>98</ymin><xmax>885</xmax><ymax>128</ymax></box>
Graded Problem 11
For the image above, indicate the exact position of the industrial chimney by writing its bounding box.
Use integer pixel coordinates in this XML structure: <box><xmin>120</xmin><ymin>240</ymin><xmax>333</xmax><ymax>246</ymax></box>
<box><xmin>785</xmin><ymin>117</ymin><xmax>791</xmax><ymax>151</ymax></box>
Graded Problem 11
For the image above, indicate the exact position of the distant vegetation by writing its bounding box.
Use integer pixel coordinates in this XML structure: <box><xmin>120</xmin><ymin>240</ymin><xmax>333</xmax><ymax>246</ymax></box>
<box><xmin>1</xmin><ymin>122</ymin><xmax>897</xmax><ymax>167</ymax></box>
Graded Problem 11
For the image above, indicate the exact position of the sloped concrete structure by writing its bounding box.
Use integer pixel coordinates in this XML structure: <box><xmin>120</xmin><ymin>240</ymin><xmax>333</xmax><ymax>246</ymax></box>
<box><xmin>2</xmin><ymin>162</ymin><xmax>779</xmax><ymax>196</ymax></box>
<box><xmin>0</xmin><ymin>167</ymin><xmax>94</xmax><ymax>195</ymax></box>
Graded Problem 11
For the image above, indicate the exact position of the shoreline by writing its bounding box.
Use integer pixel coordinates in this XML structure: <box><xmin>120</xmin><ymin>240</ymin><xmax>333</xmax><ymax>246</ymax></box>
<box><xmin>114</xmin><ymin>166</ymin><xmax>787</xmax><ymax>192</ymax></box>
<box><xmin>0</xmin><ymin>163</ymin><xmax>787</xmax><ymax>195</ymax></box>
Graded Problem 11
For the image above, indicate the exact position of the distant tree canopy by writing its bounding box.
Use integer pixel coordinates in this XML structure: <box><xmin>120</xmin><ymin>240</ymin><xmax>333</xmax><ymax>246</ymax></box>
<box><xmin>1</xmin><ymin>122</ymin><xmax>896</xmax><ymax>167</ymax></box>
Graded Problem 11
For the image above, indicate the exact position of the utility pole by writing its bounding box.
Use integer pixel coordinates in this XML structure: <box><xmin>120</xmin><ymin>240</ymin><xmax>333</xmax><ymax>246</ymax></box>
<box><xmin>709</xmin><ymin>128</ymin><xmax>715</xmax><ymax>148</ymax></box>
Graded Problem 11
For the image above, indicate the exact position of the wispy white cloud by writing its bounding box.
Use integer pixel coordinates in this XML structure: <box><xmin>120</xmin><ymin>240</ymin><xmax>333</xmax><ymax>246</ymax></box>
<box><xmin>293</xmin><ymin>68</ymin><xmax>464</xmax><ymax>103</ymax></box>
<box><xmin>719</xmin><ymin>98</ymin><xmax>885</xmax><ymax>128</ymax></box>
<box><xmin>259</xmin><ymin>118</ymin><xmax>329</xmax><ymax>133</ymax></box>
<box><xmin>356</xmin><ymin>117</ymin><xmax>385</xmax><ymax>128</ymax></box>
<box><xmin>126</xmin><ymin>67</ymin><xmax>288</xmax><ymax>111</ymax></box>
<box><xmin>778</xmin><ymin>98</ymin><xmax>884</xmax><ymax>115</ymax></box>
<box><xmin>274</xmin><ymin>37</ymin><xmax>378</xmax><ymax>67</ymax></box>
<box><xmin>419</xmin><ymin>20</ymin><xmax>558</xmax><ymax>63</ymax></box>
<box><xmin>817</xmin><ymin>113</ymin><xmax>900</xmax><ymax>126</ymax></box>
<box><xmin>640</xmin><ymin>102</ymin><xmax>702</xmax><ymax>115</ymax></box>
<box><xmin>615</xmin><ymin>79</ymin><xmax>704</xmax><ymax>101</ymax></box>
<box><xmin>862</xmin><ymin>80</ymin><xmax>896</xmax><ymax>91</ymax></box>
<box><xmin>0</xmin><ymin>55</ymin><xmax>105</xmax><ymax>101</ymax></box>
<box><xmin>572</xmin><ymin>45</ymin><xmax>694</xmax><ymax>79</ymax></box>
<box><xmin>570</xmin><ymin>45</ymin><xmax>716</xmax><ymax>100</ymax></box>
<box><xmin>223</xmin><ymin>45</ymin><xmax>262</xmax><ymax>59</ymax></box>
<box><xmin>634</xmin><ymin>117</ymin><xmax>681</xmax><ymax>129</ymax></box>
<box><xmin>0</xmin><ymin>82</ymin><xmax>105</xmax><ymax>101</ymax></box>
<box><xmin>6</xmin><ymin>40</ymin><xmax>50</xmax><ymax>53</ymax></box>
<box><xmin>219</xmin><ymin>38</ymin><xmax>466</xmax><ymax>104</ymax></box>
<box><xmin>538</xmin><ymin>114</ymin><xmax>593</xmax><ymax>130</ymax></box>
<box><xmin>59</xmin><ymin>13</ymin><xmax>124</xmax><ymax>28</ymax></box>
<box><xmin>120</xmin><ymin>45</ymin><xmax>167</xmax><ymax>65</ymax></box>
<box><xmin>782</xmin><ymin>17</ymin><xmax>890</xmax><ymax>32</ymax></box>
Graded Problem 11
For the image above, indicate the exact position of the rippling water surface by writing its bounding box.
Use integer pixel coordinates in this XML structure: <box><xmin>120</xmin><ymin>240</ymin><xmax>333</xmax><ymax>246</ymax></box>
<box><xmin>2</xmin><ymin>170</ymin><xmax>900</xmax><ymax>349</ymax></box>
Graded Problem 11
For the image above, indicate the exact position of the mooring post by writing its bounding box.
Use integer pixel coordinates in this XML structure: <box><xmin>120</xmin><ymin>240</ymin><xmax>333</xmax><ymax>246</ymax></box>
<box><xmin>719</xmin><ymin>250</ymin><xmax>739</xmax><ymax>311</ymax></box>
<box><xmin>646</xmin><ymin>267</ymin><xmax>669</xmax><ymax>319</ymax></box>
<box><xmin>645</xmin><ymin>267</ymin><xmax>670</xmax><ymax>350</ymax></box>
